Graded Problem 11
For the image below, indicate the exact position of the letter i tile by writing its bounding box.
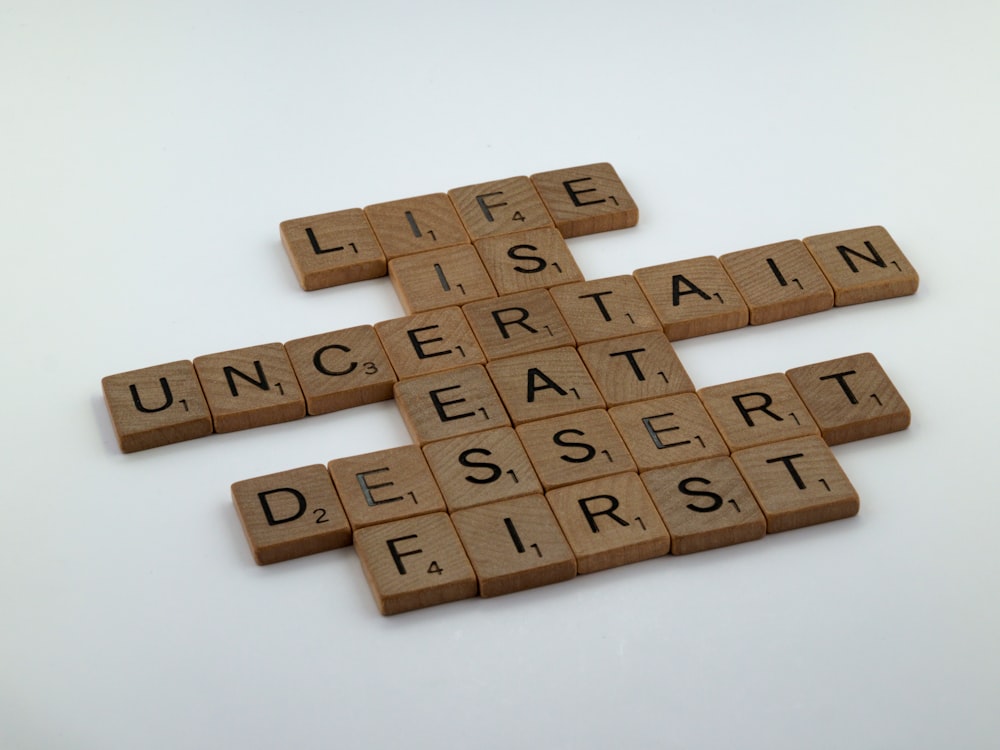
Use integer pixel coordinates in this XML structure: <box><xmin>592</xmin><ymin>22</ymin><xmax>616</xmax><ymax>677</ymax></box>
<box><xmin>354</xmin><ymin>513</ymin><xmax>478</xmax><ymax>615</ymax></box>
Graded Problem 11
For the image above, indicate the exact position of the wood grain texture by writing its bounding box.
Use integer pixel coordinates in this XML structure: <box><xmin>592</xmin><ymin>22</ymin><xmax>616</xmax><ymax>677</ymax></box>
<box><xmin>473</xmin><ymin>227</ymin><xmax>584</xmax><ymax>295</ymax></box>
<box><xmin>279</xmin><ymin>208</ymin><xmax>386</xmax><ymax>291</ymax></box>
<box><xmin>608</xmin><ymin>393</ymin><xmax>729</xmax><ymax>472</ymax></box>
<box><xmin>486</xmin><ymin>346</ymin><xmax>604</xmax><ymax>424</ymax></box>
<box><xmin>549</xmin><ymin>275</ymin><xmax>661</xmax><ymax>345</ymax></box>
<box><xmin>641</xmin><ymin>456</ymin><xmax>766</xmax><ymax>555</ymax></box>
<box><xmin>802</xmin><ymin>225</ymin><xmax>919</xmax><ymax>306</ymax></box>
<box><xmin>231</xmin><ymin>464</ymin><xmax>352</xmax><ymax>565</ymax></box>
<box><xmin>354</xmin><ymin>513</ymin><xmax>478</xmax><ymax>615</ymax></box>
<box><xmin>328</xmin><ymin>445</ymin><xmax>447</xmax><ymax>530</ymax></box>
<box><xmin>451</xmin><ymin>494</ymin><xmax>576</xmax><ymax>597</ymax></box>
<box><xmin>785</xmin><ymin>352</ymin><xmax>910</xmax><ymax>445</ymax></box>
<box><xmin>634</xmin><ymin>256</ymin><xmax>749</xmax><ymax>340</ymax></box>
<box><xmin>698</xmin><ymin>373</ymin><xmax>819</xmax><ymax>451</ymax></box>
<box><xmin>578</xmin><ymin>331</ymin><xmax>694</xmax><ymax>406</ymax></box>
<box><xmin>530</xmin><ymin>162</ymin><xmax>638</xmax><ymax>238</ymax></box>
<box><xmin>374</xmin><ymin>307</ymin><xmax>485</xmax><ymax>380</ymax></box>
<box><xmin>719</xmin><ymin>239</ymin><xmax>834</xmax><ymax>325</ymax></box>
<box><xmin>388</xmin><ymin>244</ymin><xmax>497</xmax><ymax>314</ymax></box>
<box><xmin>731</xmin><ymin>436</ymin><xmax>859</xmax><ymax>533</ymax></box>
<box><xmin>193</xmin><ymin>343</ymin><xmax>306</xmax><ymax>433</ymax></box>
<box><xmin>394</xmin><ymin>365</ymin><xmax>510</xmax><ymax>445</ymax></box>
<box><xmin>363</xmin><ymin>193</ymin><xmax>470</xmax><ymax>260</ymax></box>
<box><xmin>545</xmin><ymin>472</ymin><xmax>670</xmax><ymax>574</ymax></box>
<box><xmin>422</xmin><ymin>426</ymin><xmax>543</xmax><ymax>512</ymax></box>
<box><xmin>284</xmin><ymin>325</ymin><xmax>396</xmax><ymax>416</ymax></box>
<box><xmin>516</xmin><ymin>409</ymin><xmax>636</xmax><ymax>491</ymax></box>
<box><xmin>448</xmin><ymin>175</ymin><xmax>554</xmax><ymax>240</ymax></box>
<box><xmin>462</xmin><ymin>288</ymin><xmax>576</xmax><ymax>361</ymax></box>
<box><xmin>102</xmin><ymin>360</ymin><xmax>213</xmax><ymax>452</ymax></box>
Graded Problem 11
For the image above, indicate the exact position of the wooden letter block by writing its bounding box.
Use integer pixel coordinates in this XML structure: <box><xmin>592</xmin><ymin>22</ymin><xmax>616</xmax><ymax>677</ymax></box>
<box><xmin>634</xmin><ymin>256</ymin><xmax>749</xmax><ymax>340</ymax></box>
<box><xmin>279</xmin><ymin>208</ymin><xmax>387</xmax><ymax>291</ymax></box>
<box><xmin>719</xmin><ymin>239</ymin><xmax>834</xmax><ymax>325</ymax></box>
<box><xmin>474</xmin><ymin>227</ymin><xmax>585</xmax><ymax>295</ymax></box>
<box><xmin>641</xmin><ymin>456</ymin><xmax>766</xmax><ymax>555</ymax></box>
<box><xmin>487</xmin><ymin>347</ymin><xmax>604</xmax><ymax>424</ymax></box>
<box><xmin>448</xmin><ymin>176</ymin><xmax>554</xmax><ymax>240</ymax></box>
<box><xmin>731</xmin><ymin>436</ymin><xmax>860</xmax><ymax>533</ymax></box>
<box><xmin>802</xmin><ymin>225</ymin><xmax>919</xmax><ymax>306</ymax></box>
<box><xmin>698</xmin><ymin>373</ymin><xmax>819</xmax><ymax>451</ymax></box>
<box><xmin>578</xmin><ymin>331</ymin><xmax>694</xmax><ymax>406</ymax></box>
<box><xmin>193</xmin><ymin>343</ymin><xmax>306</xmax><ymax>433</ymax></box>
<box><xmin>549</xmin><ymin>275</ymin><xmax>661</xmax><ymax>345</ymax></box>
<box><xmin>451</xmin><ymin>495</ymin><xmax>577</xmax><ymax>597</ymax></box>
<box><xmin>785</xmin><ymin>352</ymin><xmax>910</xmax><ymax>445</ymax></box>
<box><xmin>363</xmin><ymin>193</ymin><xmax>470</xmax><ymax>260</ymax></box>
<box><xmin>422</xmin><ymin>426</ymin><xmax>543</xmax><ymax>511</ymax></box>
<box><xmin>374</xmin><ymin>307</ymin><xmax>485</xmax><ymax>380</ymax></box>
<box><xmin>608</xmin><ymin>393</ymin><xmax>729</xmax><ymax>472</ymax></box>
<box><xmin>516</xmin><ymin>409</ymin><xmax>636</xmax><ymax>490</ymax></box>
<box><xmin>353</xmin><ymin>513</ymin><xmax>478</xmax><ymax>615</ymax></box>
<box><xmin>530</xmin><ymin>162</ymin><xmax>639</xmax><ymax>238</ymax></box>
<box><xmin>102</xmin><ymin>360</ymin><xmax>213</xmax><ymax>452</ymax></box>
<box><xmin>462</xmin><ymin>289</ymin><xmax>576</xmax><ymax>361</ymax></box>
<box><xmin>546</xmin><ymin>472</ymin><xmax>670</xmax><ymax>574</ymax></box>
<box><xmin>388</xmin><ymin>244</ymin><xmax>497</xmax><ymax>314</ymax></box>
<box><xmin>284</xmin><ymin>325</ymin><xmax>396</xmax><ymax>416</ymax></box>
<box><xmin>394</xmin><ymin>365</ymin><xmax>510</xmax><ymax>445</ymax></box>
<box><xmin>328</xmin><ymin>445</ymin><xmax>446</xmax><ymax>530</ymax></box>
<box><xmin>231</xmin><ymin>464</ymin><xmax>351</xmax><ymax>565</ymax></box>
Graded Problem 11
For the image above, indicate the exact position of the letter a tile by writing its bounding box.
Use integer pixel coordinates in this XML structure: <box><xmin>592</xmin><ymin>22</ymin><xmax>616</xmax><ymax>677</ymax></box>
<box><xmin>354</xmin><ymin>513</ymin><xmax>478</xmax><ymax>615</ymax></box>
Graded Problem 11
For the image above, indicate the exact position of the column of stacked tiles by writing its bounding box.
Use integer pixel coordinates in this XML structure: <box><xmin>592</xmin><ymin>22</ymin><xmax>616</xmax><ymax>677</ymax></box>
<box><xmin>100</xmin><ymin>163</ymin><xmax>918</xmax><ymax>616</ymax></box>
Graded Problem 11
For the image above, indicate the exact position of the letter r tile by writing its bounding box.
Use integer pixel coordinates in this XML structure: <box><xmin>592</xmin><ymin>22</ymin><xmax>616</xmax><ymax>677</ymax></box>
<box><xmin>231</xmin><ymin>464</ymin><xmax>352</xmax><ymax>565</ymax></box>
<box><xmin>530</xmin><ymin>163</ymin><xmax>639</xmax><ymax>238</ymax></box>
<box><xmin>354</xmin><ymin>513</ymin><xmax>478</xmax><ymax>615</ymax></box>
<box><xmin>102</xmin><ymin>360</ymin><xmax>213</xmax><ymax>452</ymax></box>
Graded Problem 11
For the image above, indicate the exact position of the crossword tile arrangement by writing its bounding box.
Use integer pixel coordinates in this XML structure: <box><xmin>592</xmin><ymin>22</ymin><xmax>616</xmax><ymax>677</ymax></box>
<box><xmin>101</xmin><ymin>163</ymin><xmax>917</xmax><ymax>615</ymax></box>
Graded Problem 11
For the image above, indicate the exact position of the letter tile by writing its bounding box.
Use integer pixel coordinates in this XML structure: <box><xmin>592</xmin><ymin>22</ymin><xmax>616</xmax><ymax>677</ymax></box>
<box><xmin>474</xmin><ymin>227</ymin><xmax>585</xmax><ymax>294</ymax></box>
<box><xmin>578</xmin><ymin>331</ymin><xmax>694</xmax><ymax>406</ymax></box>
<box><xmin>549</xmin><ymin>275</ymin><xmax>662</xmax><ymax>345</ymax></box>
<box><xmin>354</xmin><ymin>513</ymin><xmax>478</xmax><ymax>615</ymax></box>
<box><xmin>486</xmin><ymin>347</ymin><xmax>604</xmax><ymax>424</ymax></box>
<box><xmin>448</xmin><ymin>175</ymin><xmax>554</xmax><ymax>239</ymax></box>
<box><xmin>388</xmin><ymin>244</ymin><xmax>497</xmax><ymax>314</ymax></box>
<box><xmin>462</xmin><ymin>288</ymin><xmax>576</xmax><ymax>361</ymax></box>
<box><xmin>279</xmin><ymin>207</ymin><xmax>387</xmax><ymax>291</ymax></box>
<box><xmin>374</xmin><ymin>307</ymin><xmax>485</xmax><ymax>380</ymax></box>
<box><xmin>364</xmin><ymin>193</ymin><xmax>470</xmax><ymax>260</ymax></box>
<box><xmin>530</xmin><ymin>162</ymin><xmax>638</xmax><ymax>238</ymax></box>
<box><xmin>231</xmin><ymin>464</ymin><xmax>351</xmax><ymax>565</ymax></box>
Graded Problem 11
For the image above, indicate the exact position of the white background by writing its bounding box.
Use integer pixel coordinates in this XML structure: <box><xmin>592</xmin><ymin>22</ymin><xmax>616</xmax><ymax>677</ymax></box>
<box><xmin>3</xmin><ymin>1</ymin><xmax>999</xmax><ymax>748</ymax></box>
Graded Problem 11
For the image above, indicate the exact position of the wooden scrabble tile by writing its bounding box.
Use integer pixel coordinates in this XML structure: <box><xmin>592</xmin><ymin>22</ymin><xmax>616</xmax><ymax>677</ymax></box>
<box><xmin>608</xmin><ymin>393</ymin><xmax>729</xmax><ymax>472</ymax></box>
<box><xmin>284</xmin><ymin>325</ymin><xmax>396</xmax><ymax>416</ymax></box>
<box><xmin>328</xmin><ymin>445</ymin><xmax>447</xmax><ymax>530</ymax></box>
<box><xmin>785</xmin><ymin>352</ymin><xmax>910</xmax><ymax>445</ymax></box>
<box><xmin>422</xmin><ymin>426</ymin><xmax>543</xmax><ymax>511</ymax></box>
<box><xmin>530</xmin><ymin>162</ymin><xmax>638</xmax><ymax>238</ymax></box>
<box><xmin>578</xmin><ymin>331</ymin><xmax>694</xmax><ymax>406</ymax></box>
<box><xmin>698</xmin><ymin>373</ymin><xmax>819</xmax><ymax>451</ymax></box>
<box><xmin>394</xmin><ymin>365</ymin><xmax>510</xmax><ymax>445</ymax></box>
<box><xmin>641</xmin><ymin>456</ymin><xmax>766</xmax><ymax>555</ymax></box>
<box><xmin>487</xmin><ymin>347</ymin><xmax>604</xmax><ymax>424</ymax></box>
<box><xmin>102</xmin><ymin>360</ymin><xmax>213</xmax><ymax>452</ymax></box>
<box><xmin>634</xmin><ymin>256</ymin><xmax>749</xmax><ymax>340</ymax></box>
<box><xmin>546</xmin><ymin>472</ymin><xmax>670</xmax><ymax>574</ymax></box>
<box><xmin>279</xmin><ymin>208</ymin><xmax>387</xmax><ymax>291</ymax></box>
<box><xmin>193</xmin><ymin>343</ymin><xmax>306</xmax><ymax>433</ymax></box>
<box><xmin>448</xmin><ymin>175</ymin><xmax>554</xmax><ymax>240</ymax></box>
<box><xmin>374</xmin><ymin>307</ymin><xmax>485</xmax><ymax>380</ymax></box>
<box><xmin>354</xmin><ymin>512</ymin><xmax>478</xmax><ymax>615</ymax></box>
<box><xmin>451</xmin><ymin>494</ymin><xmax>577</xmax><ymax>597</ymax></box>
<box><xmin>517</xmin><ymin>409</ymin><xmax>636</xmax><ymax>490</ymax></box>
<box><xmin>474</xmin><ymin>227</ymin><xmax>585</xmax><ymax>294</ymax></box>
<box><xmin>802</xmin><ymin>225</ymin><xmax>919</xmax><ymax>306</ymax></box>
<box><xmin>719</xmin><ymin>239</ymin><xmax>834</xmax><ymax>325</ymax></box>
<box><xmin>549</xmin><ymin>275</ymin><xmax>662</xmax><ymax>344</ymax></box>
<box><xmin>388</xmin><ymin>244</ymin><xmax>497</xmax><ymax>314</ymax></box>
<box><xmin>363</xmin><ymin>193</ymin><xmax>470</xmax><ymax>260</ymax></box>
<box><xmin>231</xmin><ymin>464</ymin><xmax>352</xmax><ymax>565</ymax></box>
<box><xmin>462</xmin><ymin>289</ymin><xmax>576</xmax><ymax>361</ymax></box>
<box><xmin>731</xmin><ymin>436</ymin><xmax>860</xmax><ymax>533</ymax></box>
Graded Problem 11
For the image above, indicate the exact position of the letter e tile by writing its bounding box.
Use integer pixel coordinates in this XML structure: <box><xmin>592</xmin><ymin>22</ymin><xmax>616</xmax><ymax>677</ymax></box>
<box><xmin>354</xmin><ymin>513</ymin><xmax>478</xmax><ymax>615</ymax></box>
<box><xmin>530</xmin><ymin>163</ymin><xmax>639</xmax><ymax>238</ymax></box>
<box><xmin>231</xmin><ymin>464</ymin><xmax>352</xmax><ymax>564</ymax></box>
<box><xmin>375</xmin><ymin>307</ymin><xmax>485</xmax><ymax>380</ymax></box>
